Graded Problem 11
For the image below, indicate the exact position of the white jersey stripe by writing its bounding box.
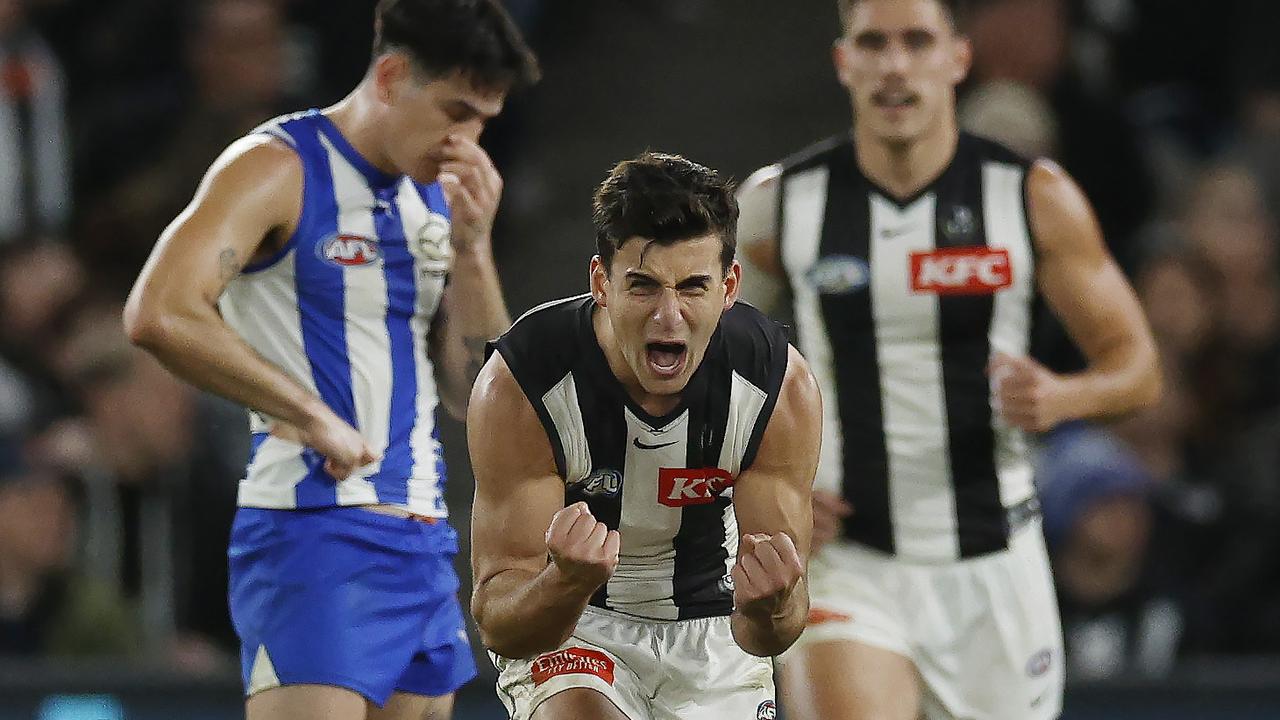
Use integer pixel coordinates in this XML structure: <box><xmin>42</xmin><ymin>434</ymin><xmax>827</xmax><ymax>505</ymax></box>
<box><xmin>320</xmin><ymin>134</ymin><xmax>384</xmax><ymax>504</ymax></box>
<box><xmin>983</xmin><ymin>162</ymin><xmax>1037</xmax><ymax>507</ymax></box>
<box><xmin>869</xmin><ymin>193</ymin><xmax>959</xmax><ymax>560</ymax></box>
<box><xmin>780</xmin><ymin>165</ymin><xmax>842</xmax><ymax>497</ymax></box>
<box><xmin>607</xmin><ymin>408</ymin><xmax>687</xmax><ymax>620</ymax></box>
<box><xmin>542</xmin><ymin>372</ymin><xmax>593</xmax><ymax>483</ymax></box>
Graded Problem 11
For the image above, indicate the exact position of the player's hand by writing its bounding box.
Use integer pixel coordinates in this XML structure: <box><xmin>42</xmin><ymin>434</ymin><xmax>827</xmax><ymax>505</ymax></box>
<box><xmin>732</xmin><ymin>532</ymin><xmax>804</xmax><ymax>617</ymax></box>
<box><xmin>988</xmin><ymin>352</ymin><xmax>1070</xmax><ymax>433</ymax></box>
<box><xmin>269</xmin><ymin>411</ymin><xmax>379</xmax><ymax>481</ymax></box>
<box><xmin>545</xmin><ymin>502</ymin><xmax>621</xmax><ymax>592</ymax></box>
<box><xmin>435</xmin><ymin>135</ymin><xmax>502</xmax><ymax>255</ymax></box>
<box><xmin>812</xmin><ymin>490</ymin><xmax>853</xmax><ymax>551</ymax></box>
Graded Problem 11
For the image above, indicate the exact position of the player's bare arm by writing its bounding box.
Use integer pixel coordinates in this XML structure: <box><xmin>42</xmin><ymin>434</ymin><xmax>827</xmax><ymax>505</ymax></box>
<box><xmin>469</xmin><ymin>353</ymin><xmax>620</xmax><ymax>659</ymax></box>
<box><xmin>735</xmin><ymin>164</ymin><xmax>786</xmax><ymax>315</ymax></box>
<box><xmin>730</xmin><ymin>345</ymin><xmax>822</xmax><ymax>657</ymax></box>
<box><xmin>989</xmin><ymin>160</ymin><xmax>1161</xmax><ymax>432</ymax></box>
<box><xmin>124</xmin><ymin>136</ymin><xmax>377</xmax><ymax>480</ymax></box>
<box><xmin>431</xmin><ymin>134</ymin><xmax>512</xmax><ymax>420</ymax></box>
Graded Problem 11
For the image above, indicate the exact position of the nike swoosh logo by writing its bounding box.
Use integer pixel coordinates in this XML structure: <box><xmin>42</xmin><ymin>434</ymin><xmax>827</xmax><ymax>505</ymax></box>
<box><xmin>633</xmin><ymin>438</ymin><xmax>678</xmax><ymax>450</ymax></box>
<box><xmin>880</xmin><ymin>226</ymin><xmax>913</xmax><ymax>238</ymax></box>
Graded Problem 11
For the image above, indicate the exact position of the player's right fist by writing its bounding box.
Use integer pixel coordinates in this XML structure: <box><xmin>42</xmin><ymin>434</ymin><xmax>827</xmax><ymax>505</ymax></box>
<box><xmin>270</xmin><ymin>409</ymin><xmax>379</xmax><ymax>481</ymax></box>
<box><xmin>545</xmin><ymin>501</ymin><xmax>621</xmax><ymax>591</ymax></box>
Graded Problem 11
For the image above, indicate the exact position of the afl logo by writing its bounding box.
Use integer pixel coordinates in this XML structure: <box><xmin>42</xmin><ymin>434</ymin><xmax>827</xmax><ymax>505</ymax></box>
<box><xmin>756</xmin><ymin>700</ymin><xmax>777</xmax><ymax>719</ymax></box>
<box><xmin>319</xmin><ymin>234</ymin><xmax>382</xmax><ymax>267</ymax></box>
<box><xmin>806</xmin><ymin>255</ymin><xmax>869</xmax><ymax>295</ymax></box>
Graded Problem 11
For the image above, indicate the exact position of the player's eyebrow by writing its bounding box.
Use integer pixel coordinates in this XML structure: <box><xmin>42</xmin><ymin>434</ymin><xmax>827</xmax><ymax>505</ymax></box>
<box><xmin>624</xmin><ymin>270</ymin><xmax>660</xmax><ymax>285</ymax></box>
<box><xmin>675</xmin><ymin>274</ymin><xmax>713</xmax><ymax>290</ymax></box>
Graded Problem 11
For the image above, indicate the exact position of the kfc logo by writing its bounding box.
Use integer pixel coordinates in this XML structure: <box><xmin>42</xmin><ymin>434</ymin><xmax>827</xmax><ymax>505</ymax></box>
<box><xmin>910</xmin><ymin>248</ymin><xmax>1012</xmax><ymax>295</ymax></box>
<box><xmin>531</xmin><ymin>647</ymin><xmax>615</xmax><ymax>686</ymax></box>
<box><xmin>657</xmin><ymin>468</ymin><xmax>734</xmax><ymax>507</ymax></box>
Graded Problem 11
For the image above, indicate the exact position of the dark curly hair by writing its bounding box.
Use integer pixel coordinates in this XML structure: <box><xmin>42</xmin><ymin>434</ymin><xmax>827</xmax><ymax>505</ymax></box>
<box><xmin>373</xmin><ymin>0</ymin><xmax>541</xmax><ymax>91</ymax></box>
<box><xmin>591</xmin><ymin>152</ymin><xmax>738</xmax><ymax>275</ymax></box>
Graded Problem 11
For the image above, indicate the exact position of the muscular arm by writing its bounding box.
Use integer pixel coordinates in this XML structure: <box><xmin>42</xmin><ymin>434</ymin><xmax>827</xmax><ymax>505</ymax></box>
<box><xmin>730</xmin><ymin>345</ymin><xmax>822</xmax><ymax>656</ymax></box>
<box><xmin>735</xmin><ymin>164</ymin><xmax>786</xmax><ymax>315</ymax></box>
<box><xmin>123</xmin><ymin>136</ymin><xmax>331</xmax><ymax>429</ymax></box>
<box><xmin>1024</xmin><ymin>160</ymin><xmax>1161</xmax><ymax>425</ymax></box>
<box><xmin>431</xmin><ymin>138</ymin><xmax>512</xmax><ymax>420</ymax></box>
<box><xmin>469</xmin><ymin>353</ymin><xmax>614</xmax><ymax>659</ymax></box>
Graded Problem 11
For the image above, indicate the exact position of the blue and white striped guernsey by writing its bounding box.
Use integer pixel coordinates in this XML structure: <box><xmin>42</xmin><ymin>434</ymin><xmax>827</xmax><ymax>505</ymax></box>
<box><xmin>218</xmin><ymin>109</ymin><xmax>454</xmax><ymax>516</ymax></box>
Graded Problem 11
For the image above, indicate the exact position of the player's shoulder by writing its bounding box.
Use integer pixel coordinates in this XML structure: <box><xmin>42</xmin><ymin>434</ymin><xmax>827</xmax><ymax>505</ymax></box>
<box><xmin>716</xmin><ymin>301</ymin><xmax>790</xmax><ymax>386</ymax></box>
<box><xmin>489</xmin><ymin>293</ymin><xmax>592</xmax><ymax>389</ymax></box>
<box><xmin>958</xmin><ymin>131</ymin><xmax>1037</xmax><ymax>170</ymax></box>
<box><xmin>776</xmin><ymin>134</ymin><xmax>852</xmax><ymax>177</ymax></box>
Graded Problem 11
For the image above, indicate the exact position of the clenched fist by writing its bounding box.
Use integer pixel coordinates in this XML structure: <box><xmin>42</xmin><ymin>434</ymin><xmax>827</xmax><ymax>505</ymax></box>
<box><xmin>988</xmin><ymin>352</ymin><xmax>1071</xmax><ymax>433</ymax></box>
<box><xmin>732</xmin><ymin>532</ymin><xmax>804</xmax><ymax>617</ymax></box>
<box><xmin>545</xmin><ymin>502</ymin><xmax>621</xmax><ymax>591</ymax></box>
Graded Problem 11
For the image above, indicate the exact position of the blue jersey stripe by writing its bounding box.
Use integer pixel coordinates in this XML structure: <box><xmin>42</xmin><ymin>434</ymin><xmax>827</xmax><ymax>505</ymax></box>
<box><xmin>368</xmin><ymin>185</ymin><xmax>418</xmax><ymax>502</ymax></box>
<box><xmin>289</xmin><ymin>120</ymin><xmax>352</xmax><ymax>506</ymax></box>
<box><xmin>416</xmin><ymin>182</ymin><xmax>451</xmax><ymax>220</ymax></box>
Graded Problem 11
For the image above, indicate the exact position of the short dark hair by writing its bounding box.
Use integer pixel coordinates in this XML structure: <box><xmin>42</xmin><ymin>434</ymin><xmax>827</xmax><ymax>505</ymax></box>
<box><xmin>838</xmin><ymin>0</ymin><xmax>965</xmax><ymax>30</ymax></box>
<box><xmin>592</xmin><ymin>152</ymin><xmax>738</xmax><ymax>274</ymax></box>
<box><xmin>373</xmin><ymin>0</ymin><xmax>541</xmax><ymax>91</ymax></box>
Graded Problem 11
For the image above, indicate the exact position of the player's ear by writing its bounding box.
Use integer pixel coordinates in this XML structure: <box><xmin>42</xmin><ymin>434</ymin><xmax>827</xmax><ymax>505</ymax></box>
<box><xmin>832</xmin><ymin>37</ymin><xmax>855</xmax><ymax>88</ymax></box>
<box><xmin>590</xmin><ymin>255</ymin><xmax>609</xmax><ymax>307</ymax></box>
<box><xmin>951</xmin><ymin>35</ymin><xmax>972</xmax><ymax>86</ymax></box>
<box><xmin>372</xmin><ymin>52</ymin><xmax>411</xmax><ymax>105</ymax></box>
<box><xmin>723</xmin><ymin>260</ymin><xmax>742</xmax><ymax>310</ymax></box>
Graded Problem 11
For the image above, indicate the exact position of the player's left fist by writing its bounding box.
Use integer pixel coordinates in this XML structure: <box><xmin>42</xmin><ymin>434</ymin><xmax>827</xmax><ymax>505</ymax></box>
<box><xmin>988</xmin><ymin>352</ymin><xmax>1070</xmax><ymax>433</ymax></box>
<box><xmin>732</xmin><ymin>532</ymin><xmax>804</xmax><ymax>616</ymax></box>
<box><xmin>435</xmin><ymin>134</ymin><xmax>502</xmax><ymax>254</ymax></box>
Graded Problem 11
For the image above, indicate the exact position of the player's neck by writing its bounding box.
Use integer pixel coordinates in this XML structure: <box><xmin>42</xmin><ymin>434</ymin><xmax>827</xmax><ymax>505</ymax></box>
<box><xmin>322</xmin><ymin>88</ymin><xmax>400</xmax><ymax>177</ymax></box>
<box><xmin>592</xmin><ymin>306</ymin><xmax>682</xmax><ymax>417</ymax></box>
<box><xmin>853</xmin><ymin>121</ymin><xmax>959</xmax><ymax>201</ymax></box>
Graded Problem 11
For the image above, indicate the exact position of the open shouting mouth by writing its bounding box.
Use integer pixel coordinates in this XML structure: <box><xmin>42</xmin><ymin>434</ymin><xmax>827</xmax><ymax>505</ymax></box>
<box><xmin>645</xmin><ymin>341</ymin><xmax>687</xmax><ymax>379</ymax></box>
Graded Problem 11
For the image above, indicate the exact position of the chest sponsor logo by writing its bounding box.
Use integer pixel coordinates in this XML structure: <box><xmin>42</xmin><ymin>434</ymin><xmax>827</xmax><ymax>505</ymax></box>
<box><xmin>569</xmin><ymin>468</ymin><xmax>622</xmax><ymax>498</ymax></box>
<box><xmin>910</xmin><ymin>247</ymin><xmax>1011</xmax><ymax>295</ymax></box>
<box><xmin>531</xmin><ymin>647</ymin><xmax>616</xmax><ymax>686</ymax></box>
<box><xmin>657</xmin><ymin>467</ymin><xmax>734</xmax><ymax>507</ymax></box>
<box><xmin>757</xmin><ymin>700</ymin><xmax>777</xmax><ymax>720</ymax></box>
<box><xmin>318</xmin><ymin>234</ymin><xmax>382</xmax><ymax>267</ymax></box>
<box><xmin>411</xmin><ymin>211</ymin><xmax>453</xmax><ymax>277</ymax></box>
<box><xmin>806</xmin><ymin>254</ymin><xmax>870</xmax><ymax>295</ymax></box>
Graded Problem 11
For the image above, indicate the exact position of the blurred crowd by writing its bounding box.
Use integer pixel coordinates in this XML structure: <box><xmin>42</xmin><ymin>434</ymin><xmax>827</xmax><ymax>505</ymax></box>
<box><xmin>1</xmin><ymin>0</ymin><xmax>1278</xmax><ymax>685</ymax></box>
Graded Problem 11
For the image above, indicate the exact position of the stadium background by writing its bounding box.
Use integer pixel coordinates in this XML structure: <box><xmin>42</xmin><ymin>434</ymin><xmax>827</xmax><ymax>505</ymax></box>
<box><xmin>2</xmin><ymin>0</ymin><xmax>1280</xmax><ymax>717</ymax></box>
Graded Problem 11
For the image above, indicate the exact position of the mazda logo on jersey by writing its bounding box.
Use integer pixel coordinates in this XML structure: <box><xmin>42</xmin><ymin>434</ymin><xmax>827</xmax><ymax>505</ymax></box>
<box><xmin>910</xmin><ymin>247</ymin><xmax>1011</xmax><ymax>295</ymax></box>
<box><xmin>657</xmin><ymin>468</ymin><xmax>734</xmax><ymax>507</ymax></box>
<box><xmin>319</xmin><ymin>234</ymin><xmax>382</xmax><ymax>267</ymax></box>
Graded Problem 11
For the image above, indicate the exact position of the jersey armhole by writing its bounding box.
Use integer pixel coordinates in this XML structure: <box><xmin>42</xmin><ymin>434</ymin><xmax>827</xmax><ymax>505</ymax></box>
<box><xmin>489</xmin><ymin>339</ymin><xmax>570</xmax><ymax>479</ymax></box>
<box><xmin>739</xmin><ymin>330</ymin><xmax>790</xmax><ymax>471</ymax></box>
<box><xmin>241</xmin><ymin>129</ymin><xmax>308</xmax><ymax>274</ymax></box>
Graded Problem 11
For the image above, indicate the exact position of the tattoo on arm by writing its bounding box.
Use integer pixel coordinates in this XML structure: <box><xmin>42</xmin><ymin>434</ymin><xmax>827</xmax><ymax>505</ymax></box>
<box><xmin>463</xmin><ymin>335</ymin><xmax>488</xmax><ymax>386</ymax></box>
<box><xmin>219</xmin><ymin>248</ymin><xmax>242</xmax><ymax>283</ymax></box>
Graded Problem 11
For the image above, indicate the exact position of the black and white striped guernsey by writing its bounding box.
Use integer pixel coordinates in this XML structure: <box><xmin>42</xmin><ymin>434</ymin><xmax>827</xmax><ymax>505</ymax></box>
<box><xmin>489</xmin><ymin>295</ymin><xmax>790</xmax><ymax>620</ymax></box>
<box><xmin>777</xmin><ymin>132</ymin><xmax>1039</xmax><ymax>561</ymax></box>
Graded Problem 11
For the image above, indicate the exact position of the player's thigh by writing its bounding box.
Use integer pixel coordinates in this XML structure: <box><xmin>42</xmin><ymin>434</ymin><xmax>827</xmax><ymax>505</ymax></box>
<box><xmin>532</xmin><ymin>687</ymin><xmax>633</xmax><ymax>720</ymax></box>
<box><xmin>367</xmin><ymin>691</ymin><xmax>454</xmax><ymax>720</ymax></box>
<box><xmin>780</xmin><ymin>639</ymin><xmax>921</xmax><ymax>720</ymax></box>
<box><xmin>246</xmin><ymin>684</ymin><xmax>367</xmax><ymax>720</ymax></box>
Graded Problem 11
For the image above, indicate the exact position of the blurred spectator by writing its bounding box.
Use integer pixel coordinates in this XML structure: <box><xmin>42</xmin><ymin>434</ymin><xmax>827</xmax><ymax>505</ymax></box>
<box><xmin>0</xmin><ymin>242</ymin><xmax>84</xmax><ymax>432</ymax></box>
<box><xmin>82</xmin><ymin>0</ymin><xmax>292</xmax><ymax>279</ymax></box>
<box><xmin>0</xmin><ymin>433</ymin><xmax>141</xmax><ymax>658</ymax></box>
<box><xmin>55</xmin><ymin>300</ymin><xmax>247</xmax><ymax>666</ymax></box>
<box><xmin>0</xmin><ymin>0</ymin><xmax>71</xmax><ymax>242</ymax></box>
<box><xmin>1038</xmin><ymin>422</ymin><xmax>1182</xmax><ymax>680</ymax></box>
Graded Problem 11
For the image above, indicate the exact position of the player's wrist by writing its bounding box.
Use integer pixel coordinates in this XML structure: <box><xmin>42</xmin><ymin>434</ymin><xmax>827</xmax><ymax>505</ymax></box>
<box><xmin>545</xmin><ymin>557</ymin><xmax>607</xmax><ymax>597</ymax></box>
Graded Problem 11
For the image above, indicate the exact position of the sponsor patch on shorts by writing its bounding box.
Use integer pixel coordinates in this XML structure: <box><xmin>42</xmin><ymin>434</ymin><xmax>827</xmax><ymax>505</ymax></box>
<box><xmin>806</xmin><ymin>607</ymin><xmax>853</xmax><ymax>625</ymax></box>
<box><xmin>757</xmin><ymin>699</ymin><xmax>777</xmax><ymax>719</ymax></box>
<box><xmin>531</xmin><ymin>647</ymin><xmax>615</xmax><ymax>686</ymax></box>
<box><xmin>1026</xmin><ymin>648</ymin><xmax>1053</xmax><ymax>677</ymax></box>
